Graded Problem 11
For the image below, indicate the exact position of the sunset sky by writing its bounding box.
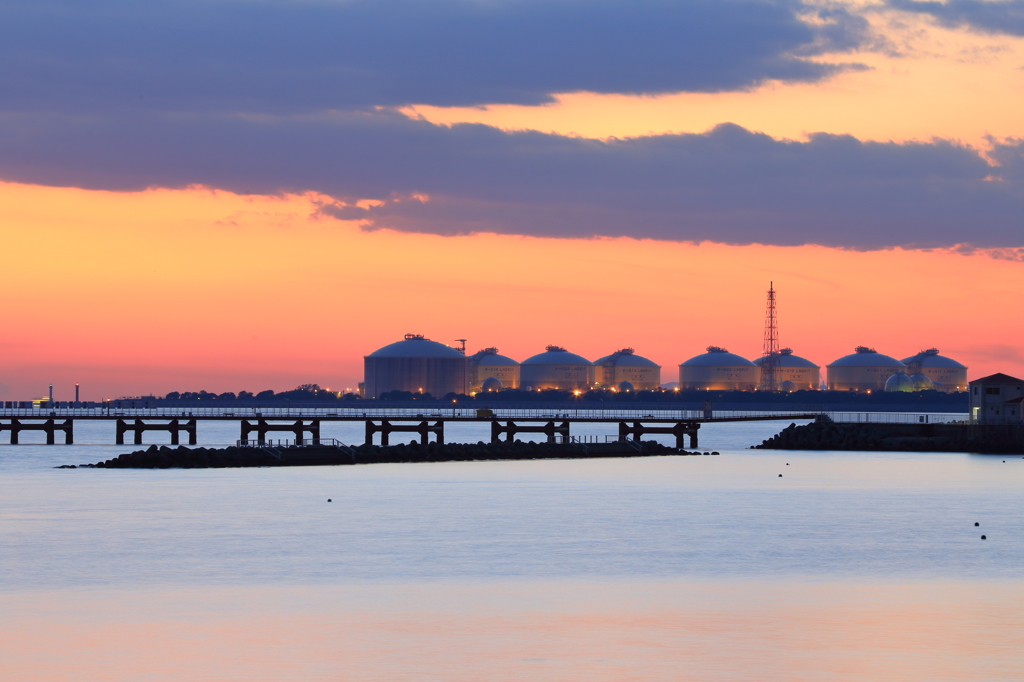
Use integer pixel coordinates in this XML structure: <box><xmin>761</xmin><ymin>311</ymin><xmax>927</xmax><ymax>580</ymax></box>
<box><xmin>2</xmin><ymin>0</ymin><xmax>1024</xmax><ymax>399</ymax></box>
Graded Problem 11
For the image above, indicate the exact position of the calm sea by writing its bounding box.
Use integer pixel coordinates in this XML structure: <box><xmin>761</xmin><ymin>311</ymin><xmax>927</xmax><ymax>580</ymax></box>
<box><xmin>2</xmin><ymin>420</ymin><xmax>1022</xmax><ymax>681</ymax></box>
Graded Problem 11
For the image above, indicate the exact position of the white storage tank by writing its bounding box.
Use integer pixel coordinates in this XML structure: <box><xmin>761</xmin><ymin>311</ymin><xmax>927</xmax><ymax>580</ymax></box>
<box><xmin>752</xmin><ymin>348</ymin><xmax>820</xmax><ymax>391</ymax></box>
<box><xmin>519</xmin><ymin>346</ymin><xmax>595</xmax><ymax>391</ymax></box>
<box><xmin>827</xmin><ymin>346</ymin><xmax>906</xmax><ymax>392</ymax></box>
<box><xmin>363</xmin><ymin>334</ymin><xmax>468</xmax><ymax>398</ymax></box>
<box><xmin>593</xmin><ymin>348</ymin><xmax>661</xmax><ymax>390</ymax></box>
<box><xmin>679</xmin><ymin>346</ymin><xmax>760</xmax><ymax>391</ymax></box>
<box><xmin>900</xmin><ymin>349</ymin><xmax>967</xmax><ymax>392</ymax></box>
<box><xmin>468</xmin><ymin>347</ymin><xmax>520</xmax><ymax>392</ymax></box>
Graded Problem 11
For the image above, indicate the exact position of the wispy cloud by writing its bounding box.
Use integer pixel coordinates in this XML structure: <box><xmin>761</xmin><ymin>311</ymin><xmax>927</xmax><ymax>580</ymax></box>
<box><xmin>889</xmin><ymin>0</ymin><xmax>1024</xmax><ymax>36</ymax></box>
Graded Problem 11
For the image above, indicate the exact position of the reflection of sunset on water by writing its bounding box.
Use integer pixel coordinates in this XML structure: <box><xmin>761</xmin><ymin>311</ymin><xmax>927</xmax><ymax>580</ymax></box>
<box><xmin>5</xmin><ymin>581</ymin><xmax>1023</xmax><ymax>681</ymax></box>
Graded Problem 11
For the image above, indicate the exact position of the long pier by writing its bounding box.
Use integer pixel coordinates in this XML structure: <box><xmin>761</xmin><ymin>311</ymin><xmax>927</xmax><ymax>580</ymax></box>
<box><xmin>0</xmin><ymin>407</ymin><xmax>965</xmax><ymax>448</ymax></box>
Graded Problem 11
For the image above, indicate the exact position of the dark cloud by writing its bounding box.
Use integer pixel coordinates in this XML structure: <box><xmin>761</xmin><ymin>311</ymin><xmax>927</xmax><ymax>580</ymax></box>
<box><xmin>0</xmin><ymin>0</ymin><xmax>869</xmax><ymax>115</ymax></box>
<box><xmin>2</xmin><ymin>109</ymin><xmax>1020</xmax><ymax>249</ymax></box>
<box><xmin>889</xmin><ymin>0</ymin><xmax>1024</xmax><ymax>36</ymax></box>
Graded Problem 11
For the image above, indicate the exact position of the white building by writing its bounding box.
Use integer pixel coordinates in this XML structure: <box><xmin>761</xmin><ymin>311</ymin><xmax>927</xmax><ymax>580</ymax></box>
<box><xmin>969</xmin><ymin>373</ymin><xmax>1024</xmax><ymax>424</ymax></box>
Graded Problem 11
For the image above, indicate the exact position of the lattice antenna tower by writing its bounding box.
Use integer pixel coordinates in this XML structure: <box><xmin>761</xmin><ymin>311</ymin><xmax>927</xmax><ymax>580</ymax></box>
<box><xmin>759</xmin><ymin>282</ymin><xmax>780</xmax><ymax>391</ymax></box>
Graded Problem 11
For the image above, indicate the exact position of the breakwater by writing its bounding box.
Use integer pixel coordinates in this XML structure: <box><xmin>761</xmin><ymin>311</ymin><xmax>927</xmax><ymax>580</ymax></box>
<box><xmin>756</xmin><ymin>421</ymin><xmax>1024</xmax><ymax>454</ymax></box>
<box><xmin>60</xmin><ymin>439</ymin><xmax>705</xmax><ymax>469</ymax></box>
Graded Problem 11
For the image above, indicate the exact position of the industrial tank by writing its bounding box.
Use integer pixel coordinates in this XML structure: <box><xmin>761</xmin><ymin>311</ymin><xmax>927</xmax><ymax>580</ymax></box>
<box><xmin>679</xmin><ymin>346</ymin><xmax>760</xmax><ymax>391</ymax></box>
<box><xmin>468</xmin><ymin>347</ymin><xmax>520</xmax><ymax>392</ymax></box>
<box><xmin>827</xmin><ymin>346</ymin><xmax>906</xmax><ymax>392</ymax></box>
<box><xmin>593</xmin><ymin>348</ymin><xmax>661</xmax><ymax>390</ymax></box>
<box><xmin>885</xmin><ymin>373</ymin><xmax>915</xmax><ymax>392</ymax></box>
<box><xmin>751</xmin><ymin>348</ymin><xmax>820</xmax><ymax>390</ymax></box>
<box><xmin>363</xmin><ymin>333</ymin><xmax>468</xmax><ymax>398</ymax></box>
<box><xmin>519</xmin><ymin>346</ymin><xmax>595</xmax><ymax>391</ymax></box>
<box><xmin>900</xmin><ymin>349</ymin><xmax>968</xmax><ymax>392</ymax></box>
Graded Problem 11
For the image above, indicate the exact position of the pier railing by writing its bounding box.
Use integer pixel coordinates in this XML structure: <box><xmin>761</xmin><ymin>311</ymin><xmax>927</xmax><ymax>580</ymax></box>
<box><xmin>0</xmin><ymin>405</ymin><xmax>968</xmax><ymax>424</ymax></box>
<box><xmin>825</xmin><ymin>412</ymin><xmax>966</xmax><ymax>425</ymax></box>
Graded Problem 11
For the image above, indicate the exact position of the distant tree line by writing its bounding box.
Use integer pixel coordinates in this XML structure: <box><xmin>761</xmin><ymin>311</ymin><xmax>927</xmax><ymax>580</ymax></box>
<box><xmin>161</xmin><ymin>384</ymin><xmax>361</xmax><ymax>402</ymax></box>
<box><xmin>153</xmin><ymin>386</ymin><xmax>968</xmax><ymax>406</ymax></box>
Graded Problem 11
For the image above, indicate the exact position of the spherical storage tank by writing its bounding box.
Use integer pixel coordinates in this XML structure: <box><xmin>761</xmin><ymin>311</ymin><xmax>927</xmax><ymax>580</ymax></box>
<box><xmin>900</xmin><ymin>348</ymin><xmax>967</xmax><ymax>392</ymax></box>
<box><xmin>519</xmin><ymin>346</ymin><xmax>595</xmax><ymax>390</ymax></box>
<box><xmin>593</xmin><ymin>348</ymin><xmax>661</xmax><ymax>390</ymax></box>
<box><xmin>468</xmin><ymin>347</ymin><xmax>520</xmax><ymax>392</ymax></box>
<box><xmin>679</xmin><ymin>346</ymin><xmax>760</xmax><ymax>391</ymax></box>
<box><xmin>752</xmin><ymin>348</ymin><xmax>820</xmax><ymax>391</ymax></box>
<box><xmin>363</xmin><ymin>334</ymin><xmax>468</xmax><ymax>398</ymax></box>
<box><xmin>884</xmin><ymin>373</ymin><xmax>915</xmax><ymax>392</ymax></box>
<box><xmin>827</xmin><ymin>346</ymin><xmax>905</xmax><ymax>392</ymax></box>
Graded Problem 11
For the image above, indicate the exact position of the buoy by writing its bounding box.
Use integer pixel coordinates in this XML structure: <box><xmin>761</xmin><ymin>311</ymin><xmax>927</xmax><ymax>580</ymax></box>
<box><xmin>328</xmin><ymin>498</ymin><xmax>332</xmax><ymax>502</ymax></box>
<box><xmin>975</xmin><ymin>522</ymin><xmax>979</xmax><ymax>527</ymax></box>
<box><xmin>786</xmin><ymin>463</ymin><xmax>789</xmax><ymax>466</ymax></box>
<box><xmin>778</xmin><ymin>474</ymin><xmax>782</xmax><ymax>477</ymax></box>
<box><xmin>981</xmin><ymin>535</ymin><xmax>987</xmax><ymax>540</ymax></box>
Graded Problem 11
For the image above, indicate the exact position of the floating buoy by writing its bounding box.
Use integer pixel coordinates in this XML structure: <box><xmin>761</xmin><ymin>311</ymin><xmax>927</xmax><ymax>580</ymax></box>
<box><xmin>328</xmin><ymin>498</ymin><xmax>332</xmax><ymax>502</ymax></box>
<box><xmin>981</xmin><ymin>535</ymin><xmax>987</xmax><ymax>540</ymax></box>
<box><xmin>786</xmin><ymin>463</ymin><xmax>789</xmax><ymax>466</ymax></box>
<box><xmin>778</xmin><ymin>474</ymin><xmax>783</xmax><ymax>477</ymax></box>
<box><xmin>975</xmin><ymin>522</ymin><xmax>979</xmax><ymax>527</ymax></box>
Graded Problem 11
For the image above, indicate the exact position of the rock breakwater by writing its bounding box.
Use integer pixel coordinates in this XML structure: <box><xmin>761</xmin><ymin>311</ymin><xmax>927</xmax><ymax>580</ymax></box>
<box><xmin>755</xmin><ymin>420</ymin><xmax>1024</xmax><ymax>454</ymax></box>
<box><xmin>61</xmin><ymin>439</ymin><xmax>693</xmax><ymax>469</ymax></box>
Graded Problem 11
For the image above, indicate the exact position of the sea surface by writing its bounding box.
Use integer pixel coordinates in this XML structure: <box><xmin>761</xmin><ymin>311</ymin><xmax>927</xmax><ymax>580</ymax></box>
<box><xmin>2</xmin><ymin>420</ymin><xmax>1022</xmax><ymax>681</ymax></box>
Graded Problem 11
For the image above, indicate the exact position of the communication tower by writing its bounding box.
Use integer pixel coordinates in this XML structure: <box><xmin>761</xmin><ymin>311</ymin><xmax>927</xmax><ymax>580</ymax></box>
<box><xmin>759</xmin><ymin>282</ymin><xmax>780</xmax><ymax>391</ymax></box>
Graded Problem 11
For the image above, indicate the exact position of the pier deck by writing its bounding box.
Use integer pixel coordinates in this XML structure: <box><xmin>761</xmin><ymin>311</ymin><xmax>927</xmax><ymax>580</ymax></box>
<box><xmin>0</xmin><ymin>407</ymin><xmax>964</xmax><ymax>447</ymax></box>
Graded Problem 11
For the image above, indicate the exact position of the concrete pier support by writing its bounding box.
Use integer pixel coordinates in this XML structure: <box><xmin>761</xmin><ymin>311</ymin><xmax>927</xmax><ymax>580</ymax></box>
<box><xmin>618</xmin><ymin>421</ymin><xmax>699</xmax><ymax>449</ymax></box>
<box><xmin>0</xmin><ymin>418</ymin><xmax>74</xmax><ymax>444</ymax></box>
<box><xmin>490</xmin><ymin>420</ymin><xmax>570</xmax><ymax>444</ymax></box>
<box><xmin>240</xmin><ymin>419</ymin><xmax>321</xmax><ymax>444</ymax></box>
<box><xmin>365</xmin><ymin>420</ymin><xmax>444</xmax><ymax>446</ymax></box>
<box><xmin>116</xmin><ymin>419</ymin><xmax>198</xmax><ymax>445</ymax></box>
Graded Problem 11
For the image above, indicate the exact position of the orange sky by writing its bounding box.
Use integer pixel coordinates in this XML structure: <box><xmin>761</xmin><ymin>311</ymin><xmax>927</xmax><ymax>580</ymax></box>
<box><xmin>2</xmin><ymin>4</ymin><xmax>1023</xmax><ymax>399</ymax></box>
<box><xmin>1</xmin><ymin>181</ymin><xmax>1021</xmax><ymax>399</ymax></box>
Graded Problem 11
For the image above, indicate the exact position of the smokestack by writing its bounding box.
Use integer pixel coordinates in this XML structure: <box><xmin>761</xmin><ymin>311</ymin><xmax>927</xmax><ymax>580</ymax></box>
<box><xmin>75</xmin><ymin>383</ymin><xmax>80</xmax><ymax>404</ymax></box>
<box><xmin>49</xmin><ymin>384</ymin><xmax>53</xmax><ymax>404</ymax></box>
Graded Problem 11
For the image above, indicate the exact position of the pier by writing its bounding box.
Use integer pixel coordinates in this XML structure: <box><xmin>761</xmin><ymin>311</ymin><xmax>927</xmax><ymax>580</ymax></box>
<box><xmin>0</xmin><ymin>406</ymin><xmax>964</xmax><ymax>447</ymax></box>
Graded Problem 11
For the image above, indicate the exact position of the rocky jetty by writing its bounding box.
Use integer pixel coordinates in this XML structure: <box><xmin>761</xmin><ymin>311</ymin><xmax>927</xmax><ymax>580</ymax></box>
<box><xmin>62</xmin><ymin>439</ymin><xmax>697</xmax><ymax>469</ymax></box>
<box><xmin>755</xmin><ymin>420</ymin><xmax>1024</xmax><ymax>454</ymax></box>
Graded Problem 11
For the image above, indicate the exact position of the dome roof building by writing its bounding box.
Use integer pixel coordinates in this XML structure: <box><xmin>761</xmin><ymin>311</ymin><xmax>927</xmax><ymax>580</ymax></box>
<box><xmin>519</xmin><ymin>346</ymin><xmax>595</xmax><ymax>391</ymax></box>
<box><xmin>593</xmin><ymin>348</ymin><xmax>661</xmax><ymax>390</ymax></box>
<box><xmin>900</xmin><ymin>349</ymin><xmax>967</xmax><ymax>392</ymax></box>
<box><xmin>679</xmin><ymin>346</ymin><xmax>760</xmax><ymax>391</ymax></box>
<box><xmin>827</xmin><ymin>346</ymin><xmax>906</xmax><ymax>392</ymax></box>
<box><xmin>363</xmin><ymin>334</ymin><xmax>468</xmax><ymax>398</ymax></box>
<box><xmin>752</xmin><ymin>348</ymin><xmax>820</xmax><ymax>391</ymax></box>
<box><xmin>468</xmin><ymin>347</ymin><xmax>520</xmax><ymax>392</ymax></box>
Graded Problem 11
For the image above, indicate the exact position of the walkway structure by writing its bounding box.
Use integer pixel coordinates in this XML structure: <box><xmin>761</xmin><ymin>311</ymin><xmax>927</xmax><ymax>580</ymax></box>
<box><xmin>0</xmin><ymin>418</ymin><xmax>74</xmax><ymax>444</ymax></box>
<box><xmin>0</xmin><ymin>406</ymin><xmax>957</xmax><ymax>447</ymax></box>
